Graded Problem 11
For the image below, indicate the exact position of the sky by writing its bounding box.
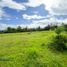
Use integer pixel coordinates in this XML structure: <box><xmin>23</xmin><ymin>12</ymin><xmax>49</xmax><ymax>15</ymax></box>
<box><xmin>0</xmin><ymin>0</ymin><xmax>67</xmax><ymax>30</ymax></box>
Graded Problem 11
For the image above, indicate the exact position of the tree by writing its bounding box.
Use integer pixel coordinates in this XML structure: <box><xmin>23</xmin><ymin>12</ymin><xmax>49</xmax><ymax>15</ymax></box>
<box><xmin>36</xmin><ymin>26</ymin><xmax>41</xmax><ymax>31</ymax></box>
<box><xmin>6</xmin><ymin>27</ymin><xmax>12</xmax><ymax>33</ymax></box>
<box><xmin>44</xmin><ymin>25</ymin><xmax>51</xmax><ymax>30</ymax></box>
<box><xmin>23</xmin><ymin>27</ymin><xmax>28</xmax><ymax>32</ymax></box>
<box><xmin>5</xmin><ymin>27</ymin><xmax>17</xmax><ymax>33</ymax></box>
<box><xmin>17</xmin><ymin>26</ymin><xmax>22</xmax><ymax>32</ymax></box>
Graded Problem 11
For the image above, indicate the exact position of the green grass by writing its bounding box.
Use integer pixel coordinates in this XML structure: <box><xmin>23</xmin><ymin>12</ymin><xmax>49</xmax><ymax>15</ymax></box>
<box><xmin>0</xmin><ymin>31</ymin><xmax>67</xmax><ymax>67</ymax></box>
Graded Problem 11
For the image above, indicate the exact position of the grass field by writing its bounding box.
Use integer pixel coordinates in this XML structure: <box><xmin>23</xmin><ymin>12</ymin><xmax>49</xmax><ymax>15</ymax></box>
<box><xmin>0</xmin><ymin>31</ymin><xmax>67</xmax><ymax>67</ymax></box>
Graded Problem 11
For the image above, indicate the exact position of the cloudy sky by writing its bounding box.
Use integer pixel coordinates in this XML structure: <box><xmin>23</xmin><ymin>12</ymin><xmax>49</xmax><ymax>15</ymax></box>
<box><xmin>0</xmin><ymin>0</ymin><xmax>67</xmax><ymax>30</ymax></box>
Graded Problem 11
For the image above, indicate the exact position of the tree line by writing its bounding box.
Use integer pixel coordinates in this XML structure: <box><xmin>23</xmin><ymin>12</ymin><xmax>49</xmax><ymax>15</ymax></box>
<box><xmin>0</xmin><ymin>24</ymin><xmax>67</xmax><ymax>33</ymax></box>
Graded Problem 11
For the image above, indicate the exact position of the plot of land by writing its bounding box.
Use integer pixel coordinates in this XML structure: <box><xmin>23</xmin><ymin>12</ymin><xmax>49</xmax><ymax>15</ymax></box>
<box><xmin>0</xmin><ymin>31</ymin><xmax>67</xmax><ymax>67</ymax></box>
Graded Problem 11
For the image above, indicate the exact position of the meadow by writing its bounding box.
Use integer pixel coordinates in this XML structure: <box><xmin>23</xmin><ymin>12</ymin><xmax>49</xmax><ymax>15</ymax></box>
<box><xmin>0</xmin><ymin>31</ymin><xmax>67</xmax><ymax>67</ymax></box>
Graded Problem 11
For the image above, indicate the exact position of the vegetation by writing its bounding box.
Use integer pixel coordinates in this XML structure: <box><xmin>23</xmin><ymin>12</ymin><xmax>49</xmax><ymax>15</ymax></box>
<box><xmin>48</xmin><ymin>24</ymin><xmax>67</xmax><ymax>52</ymax></box>
<box><xmin>48</xmin><ymin>34</ymin><xmax>67</xmax><ymax>52</ymax></box>
<box><xmin>0</xmin><ymin>23</ymin><xmax>67</xmax><ymax>67</ymax></box>
<box><xmin>0</xmin><ymin>23</ymin><xmax>67</xmax><ymax>33</ymax></box>
<box><xmin>0</xmin><ymin>30</ymin><xmax>67</xmax><ymax>67</ymax></box>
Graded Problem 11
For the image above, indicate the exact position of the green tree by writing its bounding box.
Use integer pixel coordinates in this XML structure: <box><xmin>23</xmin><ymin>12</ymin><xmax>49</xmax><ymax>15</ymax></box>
<box><xmin>17</xmin><ymin>26</ymin><xmax>22</xmax><ymax>32</ymax></box>
<box><xmin>6</xmin><ymin>27</ymin><xmax>16</xmax><ymax>33</ymax></box>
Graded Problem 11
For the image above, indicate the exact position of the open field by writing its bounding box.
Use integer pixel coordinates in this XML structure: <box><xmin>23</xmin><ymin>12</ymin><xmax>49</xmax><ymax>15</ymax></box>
<box><xmin>0</xmin><ymin>31</ymin><xmax>67</xmax><ymax>67</ymax></box>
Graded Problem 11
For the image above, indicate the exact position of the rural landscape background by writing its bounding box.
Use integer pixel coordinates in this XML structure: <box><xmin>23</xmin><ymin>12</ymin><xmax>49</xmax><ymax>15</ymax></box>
<box><xmin>0</xmin><ymin>0</ymin><xmax>67</xmax><ymax>67</ymax></box>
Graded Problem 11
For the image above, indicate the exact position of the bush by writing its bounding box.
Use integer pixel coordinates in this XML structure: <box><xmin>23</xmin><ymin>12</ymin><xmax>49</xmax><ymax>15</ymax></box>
<box><xmin>48</xmin><ymin>34</ymin><xmax>67</xmax><ymax>52</ymax></box>
<box><xmin>55</xmin><ymin>26</ymin><xmax>64</xmax><ymax>34</ymax></box>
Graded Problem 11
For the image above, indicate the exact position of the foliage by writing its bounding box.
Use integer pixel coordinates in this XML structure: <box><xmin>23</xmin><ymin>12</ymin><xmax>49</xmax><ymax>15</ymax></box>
<box><xmin>49</xmin><ymin>24</ymin><xmax>67</xmax><ymax>52</ymax></box>
<box><xmin>48</xmin><ymin>34</ymin><xmax>67</xmax><ymax>52</ymax></box>
<box><xmin>55</xmin><ymin>26</ymin><xmax>65</xmax><ymax>34</ymax></box>
<box><xmin>64</xmin><ymin>24</ymin><xmax>67</xmax><ymax>31</ymax></box>
<box><xmin>0</xmin><ymin>24</ymin><xmax>67</xmax><ymax>33</ymax></box>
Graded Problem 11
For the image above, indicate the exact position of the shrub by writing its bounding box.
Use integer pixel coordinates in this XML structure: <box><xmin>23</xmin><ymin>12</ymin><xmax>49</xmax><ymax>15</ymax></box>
<box><xmin>64</xmin><ymin>24</ymin><xmax>67</xmax><ymax>32</ymax></box>
<box><xmin>55</xmin><ymin>26</ymin><xmax>64</xmax><ymax>34</ymax></box>
<box><xmin>48</xmin><ymin>34</ymin><xmax>67</xmax><ymax>52</ymax></box>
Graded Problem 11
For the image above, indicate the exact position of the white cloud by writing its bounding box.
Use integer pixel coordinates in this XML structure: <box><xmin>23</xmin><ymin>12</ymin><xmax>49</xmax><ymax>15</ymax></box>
<box><xmin>23</xmin><ymin>14</ymin><xmax>50</xmax><ymax>20</ymax></box>
<box><xmin>0</xmin><ymin>23</ymin><xmax>9</xmax><ymax>30</ymax></box>
<box><xmin>21</xmin><ymin>13</ymin><xmax>67</xmax><ymax>28</ymax></box>
<box><xmin>0</xmin><ymin>23</ymin><xmax>29</xmax><ymax>30</ymax></box>
<box><xmin>0</xmin><ymin>0</ymin><xmax>26</xmax><ymax>18</ymax></box>
<box><xmin>0</xmin><ymin>23</ymin><xmax>19</xmax><ymax>30</ymax></box>
<box><xmin>0</xmin><ymin>8</ymin><xmax>5</xmax><ymax>18</ymax></box>
<box><xmin>0</xmin><ymin>0</ymin><xmax>67</xmax><ymax>18</ymax></box>
<box><xmin>24</xmin><ymin>0</ymin><xmax>42</xmax><ymax>7</ymax></box>
<box><xmin>23</xmin><ymin>14</ymin><xmax>44</xmax><ymax>20</ymax></box>
<box><xmin>25</xmin><ymin>0</ymin><xmax>67</xmax><ymax>15</ymax></box>
<box><xmin>0</xmin><ymin>0</ymin><xmax>25</xmax><ymax>10</ymax></box>
<box><xmin>26</xmin><ymin>17</ymin><xmax>67</xmax><ymax>28</ymax></box>
<box><xmin>46</xmin><ymin>0</ymin><xmax>67</xmax><ymax>15</ymax></box>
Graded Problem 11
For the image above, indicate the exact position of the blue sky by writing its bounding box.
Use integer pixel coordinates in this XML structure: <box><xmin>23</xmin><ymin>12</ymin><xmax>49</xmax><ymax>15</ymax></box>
<box><xmin>0</xmin><ymin>0</ymin><xmax>67</xmax><ymax>30</ymax></box>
